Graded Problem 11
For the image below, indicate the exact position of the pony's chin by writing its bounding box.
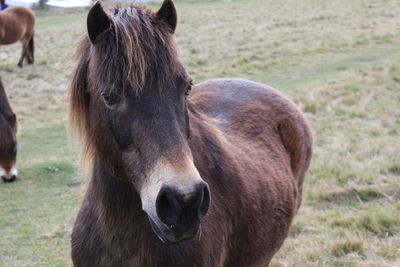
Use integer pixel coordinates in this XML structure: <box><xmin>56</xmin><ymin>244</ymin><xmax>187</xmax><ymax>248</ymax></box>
<box><xmin>148</xmin><ymin>217</ymin><xmax>199</xmax><ymax>244</ymax></box>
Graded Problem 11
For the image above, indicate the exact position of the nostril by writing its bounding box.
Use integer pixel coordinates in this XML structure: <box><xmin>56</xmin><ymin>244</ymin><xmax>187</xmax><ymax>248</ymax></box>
<box><xmin>2</xmin><ymin>175</ymin><xmax>16</xmax><ymax>183</ymax></box>
<box><xmin>197</xmin><ymin>184</ymin><xmax>210</xmax><ymax>220</ymax></box>
<box><xmin>156</xmin><ymin>187</ymin><xmax>182</xmax><ymax>226</ymax></box>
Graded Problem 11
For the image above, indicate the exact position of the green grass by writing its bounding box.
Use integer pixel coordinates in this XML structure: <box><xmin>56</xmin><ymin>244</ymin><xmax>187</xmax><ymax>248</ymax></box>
<box><xmin>1</xmin><ymin>0</ymin><xmax>399</xmax><ymax>266</ymax></box>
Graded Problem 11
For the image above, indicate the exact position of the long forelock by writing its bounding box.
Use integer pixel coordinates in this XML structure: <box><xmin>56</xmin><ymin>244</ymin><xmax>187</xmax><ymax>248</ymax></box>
<box><xmin>91</xmin><ymin>4</ymin><xmax>182</xmax><ymax>94</ymax></box>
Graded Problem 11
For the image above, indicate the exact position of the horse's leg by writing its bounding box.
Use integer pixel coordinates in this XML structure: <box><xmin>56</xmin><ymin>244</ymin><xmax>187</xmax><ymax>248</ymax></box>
<box><xmin>18</xmin><ymin>40</ymin><xmax>29</xmax><ymax>68</ymax></box>
<box><xmin>28</xmin><ymin>35</ymin><xmax>34</xmax><ymax>64</ymax></box>
<box><xmin>17</xmin><ymin>50</ymin><xmax>25</xmax><ymax>68</ymax></box>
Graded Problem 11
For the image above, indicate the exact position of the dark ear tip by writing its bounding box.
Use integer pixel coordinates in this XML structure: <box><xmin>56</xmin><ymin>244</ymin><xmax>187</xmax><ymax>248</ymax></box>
<box><xmin>87</xmin><ymin>1</ymin><xmax>111</xmax><ymax>44</ymax></box>
<box><xmin>91</xmin><ymin>1</ymin><xmax>101</xmax><ymax>7</ymax></box>
<box><xmin>88</xmin><ymin>1</ymin><xmax>102</xmax><ymax>17</ymax></box>
<box><xmin>157</xmin><ymin>0</ymin><xmax>177</xmax><ymax>33</ymax></box>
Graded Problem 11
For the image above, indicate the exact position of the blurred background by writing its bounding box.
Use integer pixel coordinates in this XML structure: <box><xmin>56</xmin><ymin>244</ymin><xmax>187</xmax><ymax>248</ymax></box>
<box><xmin>6</xmin><ymin>0</ymin><xmax>158</xmax><ymax>8</ymax></box>
<box><xmin>0</xmin><ymin>0</ymin><xmax>399</xmax><ymax>266</ymax></box>
<box><xmin>6</xmin><ymin>0</ymin><xmax>91</xmax><ymax>8</ymax></box>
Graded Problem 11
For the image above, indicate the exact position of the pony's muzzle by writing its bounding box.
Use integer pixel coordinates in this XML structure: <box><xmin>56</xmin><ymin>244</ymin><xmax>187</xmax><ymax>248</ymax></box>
<box><xmin>0</xmin><ymin>166</ymin><xmax>18</xmax><ymax>183</ymax></box>
<box><xmin>155</xmin><ymin>182</ymin><xmax>210</xmax><ymax>242</ymax></box>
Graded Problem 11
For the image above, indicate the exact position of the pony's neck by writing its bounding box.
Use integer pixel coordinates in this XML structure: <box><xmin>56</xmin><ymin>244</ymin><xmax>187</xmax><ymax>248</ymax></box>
<box><xmin>188</xmin><ymin>107</ymin><xmax>243</xmax><ymax>185</ymax></box>
<box><xmin>0</xmin><ymin>80</ymin><xmax>13</xmax><ymax>118</ymax></box>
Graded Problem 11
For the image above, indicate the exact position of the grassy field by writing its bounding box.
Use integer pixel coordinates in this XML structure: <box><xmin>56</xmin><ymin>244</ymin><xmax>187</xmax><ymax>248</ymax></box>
<box><xmin>0</xmin><ymin>0</ymin><xmax>399</xmax><ymax>266</ymax></box>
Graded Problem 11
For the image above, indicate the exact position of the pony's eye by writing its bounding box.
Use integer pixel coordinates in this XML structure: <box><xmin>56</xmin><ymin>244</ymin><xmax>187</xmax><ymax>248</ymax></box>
<box><xmin>102</xmin><ymin>92</ymin><xmax>120</xmax><ymax>106</ymax></box>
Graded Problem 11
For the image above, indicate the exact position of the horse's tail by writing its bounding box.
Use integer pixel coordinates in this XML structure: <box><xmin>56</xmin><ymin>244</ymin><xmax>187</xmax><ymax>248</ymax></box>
<box><xmin>277</xmin><ymin>112</ymin><xmax>313</xmax><ymax>210</ymax></box>
<box><xmin>28</xmin><ymin>35</ymin><xmax>34</xmax><ymax>64</ymax></box>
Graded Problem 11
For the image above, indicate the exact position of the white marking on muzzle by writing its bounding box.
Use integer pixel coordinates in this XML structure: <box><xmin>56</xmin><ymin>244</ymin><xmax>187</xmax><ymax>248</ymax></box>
<box><xmin>140</xmin><ymin>156</ymin><xmax>204</xmax><ymax>224</ymax></box>
<box><xmin>0</xmin><ymin>165</ymin><xmax>18</xmax><ymax>180</ymax></box>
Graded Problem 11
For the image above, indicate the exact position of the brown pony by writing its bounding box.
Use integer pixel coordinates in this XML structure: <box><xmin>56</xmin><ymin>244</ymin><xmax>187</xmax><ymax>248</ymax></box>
<box><xmin>0</xmin><ymin>76</ymin><xmax>18</xmax><ymax>182</ymax></box>
<box><xmin>69</xmin><ymin>1</ymin><xmax>312</xmax><ymax>266</ymax></box>
<box><xmin>0</xmin><ymin>5</ymin><xmax>35</xmax><ymax>67</ymax></box>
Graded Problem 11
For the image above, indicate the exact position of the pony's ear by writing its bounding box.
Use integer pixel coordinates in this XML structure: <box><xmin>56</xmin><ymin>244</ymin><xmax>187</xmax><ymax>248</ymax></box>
<box><xmin>157</xmin><ymin>0</ymin><xmax>177</xmax><ymax>33</ymax></box>
<box><xmin>8</xmin><ymin>114</ymin><xmax>16</xmax><ymax>127</ymax></box>
<box><xmin>87</xmin><ymin>2</ymin><xmax>111</xmax><ymax>44</ymax></box>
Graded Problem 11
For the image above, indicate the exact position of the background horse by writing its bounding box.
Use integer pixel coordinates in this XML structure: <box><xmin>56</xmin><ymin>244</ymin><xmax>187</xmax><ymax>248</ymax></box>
<box><xmin>0</xmin><ymin>76</ymin><xmax>18</xmax><ymax>182</ymax></box>
<box><xmin>0</xmin><ymin>6</ymin><xmax>35</xmax><ymax>67</ymax></box>
<box><xmin>69</xmin><ymin>1</ymin><xmax>312</xmax><ymax>266</ymax></box>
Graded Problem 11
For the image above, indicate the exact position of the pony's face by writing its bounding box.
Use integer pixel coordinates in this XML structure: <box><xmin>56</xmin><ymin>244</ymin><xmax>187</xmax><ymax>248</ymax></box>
<box><xmin>79</xmin><ymin>1</ymin><xmax>210</xmax><ymax>243</ymax></box>
<box><xmin>95</xmin><ymin>76</ymin><xmax>210</xmax><ymax>243</ymax></box>
<box><xmin>0</xmin><ymin>113</ymin><xmax>18</xmax><ymax>183</ymax></box>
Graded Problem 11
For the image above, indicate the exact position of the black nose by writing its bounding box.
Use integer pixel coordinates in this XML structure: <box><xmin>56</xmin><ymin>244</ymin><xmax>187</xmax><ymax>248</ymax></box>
<box><xmin>156</xmin><ymin>183</ymin><xmax>210</xmax><ymax>228</ymax></box>
<box><xmin>2</xmin><ymin>175</ymin><xmax>16</xmax><ymax>183</ymax></box>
